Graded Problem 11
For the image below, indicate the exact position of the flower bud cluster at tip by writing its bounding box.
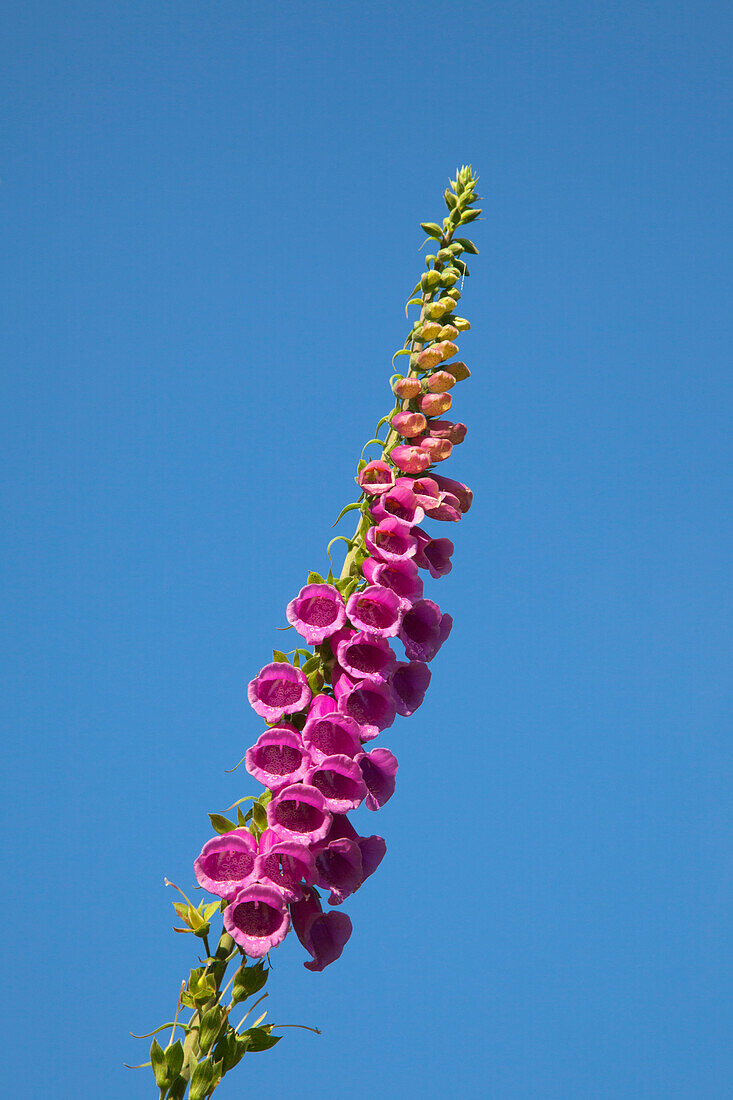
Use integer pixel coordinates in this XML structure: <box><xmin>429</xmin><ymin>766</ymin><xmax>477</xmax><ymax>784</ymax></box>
<box><xmin>192</xmin><ymin>166</ymin><xmax>479</xmax><ymax>975</ymax></box>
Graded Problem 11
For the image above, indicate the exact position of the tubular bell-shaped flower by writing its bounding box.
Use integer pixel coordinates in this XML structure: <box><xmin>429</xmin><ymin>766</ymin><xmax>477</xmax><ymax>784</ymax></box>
<box><xmin>267</xmin><ymin>783</ymin><xmax>332</xmax><ymax>844</ymax></box>
<box><xmin>346</xmin><ymin>585</ymin><xmax>403</xmax><ymax>637</ymax></box>
<box><xmin>302</xmin><ymin>695</ymin><xmax>364</xmax><ymax>760</ymax></box>
<box><xmin>223</xmin><ymin>882</ymin><xmax>290</xmax><ymax>957</ymax></box>
<box><xmin>245</xmin><ymin>724</ymin><xmax>310</xmax><ymax>789</ymax></box>
<box><xmin>286</xmin><ymin>583</ymin><xmax>346</xmax><ymax>644</ymax></box>
<box><xmin>335</xmin><ymin>629</ymin><xmax>398</xmax><ymax>683</ymax></box>
<box><xmin>290</xmin><ymin>887</ymin><xmax>353</xmax><ymax>971</ymax></box>
<box><xmin>333</xmin><ymin>669</ymin><xmax>398</xmax><ymax>740</ymax></box>
<box><xmin>370</xmin><ymin>483</ymin><xmax>426</xmax><ymax>528</ymax></box>
<box><xmin>356</xmin><ymin>746</ymin><xmax>399</xmax><ymax>810</ymax></box>
<box><xmin>365</xmin><ymin>516</ymin><xmax>418</xmax><ymax>563</ymax></box>
<box><xmin>304</xmin><ymin>753</ymin><xmax>368</xmax><ymax>813</ymax></box>
<box><xmin>247</xmin><ymin>662</ymin><xmax>311</xmax><ymax>722</ymax></box>
<box><xmin>194</xmin><ymin>829</ymin><xmax>258</xmax><ymax>901</ymax></box>
<box><xmin>412</xmin><ymin>529</ymin><xmax>455</xmax><ymax>576</ymax></box>
<box><xmin>399</xmin><ymin>599</ymin><xmax>453</xmax><ymax>663</ymax></box>
<box><xmin>390</xmin><ymin>659</ymin><xmax>431</xmax><ymax>716</ymax></box>
<box><xmin>255</xmin><ymin>829</ymin><xmax>316</xmax><ymax>900</ymax></box>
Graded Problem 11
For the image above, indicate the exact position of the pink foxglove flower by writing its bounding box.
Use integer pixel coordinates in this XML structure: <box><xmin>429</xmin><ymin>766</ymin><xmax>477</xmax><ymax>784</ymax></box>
<box><xmin>304</xmin><ymin>753</ymin><xmax>368</xmax><ymax>813</ymax></box>
<box><xmin>255</xmin><ymin>829</ymin><xmax>316</xmax><ymax>900</ymax></box>
<box><xmin>247</xmin><ymin>662</ymin><xmax>311</xmax><ymax>721</ymax></box>
<box><xmin>365</xmin><ymin>516</ymin><xmax>418</xmax><ymax>563</ymax></box>
<box><xmin>390</xmin><ymin>660</ymin><xmax>432</xmax><ymax>716</ymax></box>
<box><xmin>357</xmin><ymin>459</ymin><xmax>395</xmax><ymax>495</ymax></box>
<box><xmin>333</xmin><ymin>669</ymin><xmax>398</xmax><ymax>740</ymax></box>
<box><xmin>194</xmin><ymin>830</ymin><xmax>258</xmax><ymax>900</ymax></box>
<box><xmin>302</xmin><ymin>695</ymin><xmax>364</xmax><ymax>760</ymax></box>
<box><xmin>245</xmin><ymin>724</ymin><xmax>310</xmax><ymax>789</ymax></box>
<box><xmin>412</xmin><ymin>529</ymin><xmax>455</xmax><ymax>576</ymax></box>
<box><xmin>267</xmin><ymin>783</ymin><xmax>332</xmax><ymax>844</ymax></box>
<box><xmin>345</xmin><ymin>585</ymin><xmax>402</xmax><ymax>637</ymax></box>
<box><xmin>335</xmin><ymin>629</ymin><xmax>398</xmax><ymax>683</ymax></box>
<box><xmin>290</xmin><ymin>887</ymin><xmax>353</xmax><ymax>971</ymax></box>
<box><xmin>223</xmin><ymin>882</ymin><xmax>290</xmax><ymax>957</ymax></box>
<box><xmin>399</xmin><ymin>599</ymin><xmax>453</xmax><ymax>662</ymax></box>
<box><xmin>286</xmin><ymin>583</ymin><xmax>347</xmax><ymax>644</ymax></box>
<box><xmin>356</xmin><ymin>746</ymin><xmax>399</xmax><ymax>810</ymax></box>
<box><xmin>370</xmin><ymin>483</ymin><xmax>425</xmax><ymax>527</ymax></box>
<box><xmin>362</xmin><ymin>555</ymin><xmax>424</xmax><ymax>609</ymax></box>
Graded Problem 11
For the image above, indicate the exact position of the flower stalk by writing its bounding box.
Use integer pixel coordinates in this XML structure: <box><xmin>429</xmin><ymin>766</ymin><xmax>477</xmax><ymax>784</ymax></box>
<box><xmin>134</xmin><ymin>166</ymin><xmax>481</xmax><ymax>1098</ymax></box>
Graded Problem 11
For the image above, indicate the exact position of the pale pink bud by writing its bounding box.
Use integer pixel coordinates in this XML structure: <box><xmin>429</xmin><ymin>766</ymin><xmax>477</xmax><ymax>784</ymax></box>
<box><xmin>392</xmin><ymin>377</ymin><xmax>421</xmax><ymax>399</ymax></box>
<box><xmin>392</xmin><ymin>410</ymin><xmax>427</xmax><ymax>438</ymax></box>
<box><xmin>390</xmin><ymin>444</ymin><xmax>431</xmax><ymax>474</ymax></box>
<box><xmin>431</xmin><ymin>340</ymin><xmax>458</xmax><ymax>363</ymax></box>
<box><xmin>418</xmin><ymin>436</ymin><xmax>452</xmax><ymax>462</ymax></box>
<box><xmin>425</xmin><ymin>371</ymin><xmax>456</xmax><ymax>394</ymax></box>
<box><xmin>418</xmin><ymin>392</ymin><xmax>452</xmax><ymax>417</ymax></box>
<box><xmin>443</xmin><ymin>360</ymin><xmax>471</xmax><ymax>382</ymax></box>
<box><xmin>416</xmin><ymin>346</ymin><xmax>444</xmax><ymax>371</ymax></box>
<box><xmin>428</xmin><ymin>420</ymin><xmax>467</xmax><ymax>445</ymax></box>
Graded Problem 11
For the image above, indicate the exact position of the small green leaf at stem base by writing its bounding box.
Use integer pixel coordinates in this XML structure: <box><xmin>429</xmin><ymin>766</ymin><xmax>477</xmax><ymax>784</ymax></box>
<box><xmin>209</xmin><ymin>813</ymin><xmax>237</xmax><ymax>835</ymax></box>
<box><xmin>241</xmin><ymin>1026</ymin><xmax>281</xmax><ymax>1052</ymax></box>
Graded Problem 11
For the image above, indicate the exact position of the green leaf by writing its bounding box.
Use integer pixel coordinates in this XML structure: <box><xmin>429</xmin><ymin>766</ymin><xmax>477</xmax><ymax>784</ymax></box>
<box><xmin>420</xmin><ymin>221</ymin><xmax>443</xmax><ymax>238</ymax></box>
<box><xmin>454</xmin><ymin>237</ymin><xmax>479</xmax><ymax>254</ymax></box>
<box><xmin>258</xmin><ymin>788</ymin><xmax>273</xmax><ymax>807</ymax></box>
<box><xmin>307</xmin><ymin>571</ymin><xmax>325</xmax><ymax>584</ymax></box>
<box><xmin>189</xmin><ymin>1057</ymin><xmax>217</xmax><ymax>1100</ymax></box>
<box><xmin>237</xmin><ymin>805</ymin><xmax>248</xmax><ymax>826</ymax></box>
<box><xmin>209</xmin><ymin>813</ymin><xmax>237</xmax><ymax>835</ymax></box>
<box><xmin>203</xmin><ymin>902</ymin><xmax>220</xmax><ymax>920</ymax></box>
<box><xmin>292</xmin><ymin>651</ymin><xmax>300</xmax><ymax>668</ymax></box>
<box><xmin>241</xmin><ymin>1026</ymin><xmax>281</xmax><ymax>1053</ymax></box>
<box><xmin>164</xmin><ymin>1040</ymin><xmax>184</xmax><ymax>1079</ymax></box>
<box><xmin>149</xmin><ymin>1039</ymin><xmax>168</xmax><ymax>1090</ymax></box>
<box><xmin>272</xmin><ymin>649</ymin><xmax>289</xmax><ymax>663</ymax></box>
<box><xmin>331</xmin><ymin>501</ymin><xmax>361</xmax><ymax>526</ymax></box>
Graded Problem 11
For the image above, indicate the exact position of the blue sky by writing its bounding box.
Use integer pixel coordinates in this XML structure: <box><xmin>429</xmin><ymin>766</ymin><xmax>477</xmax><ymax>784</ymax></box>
<box><xmin>2</xmin><ymin>2</ymin><xmax>731</xmax><ymax>1097</ymax></box>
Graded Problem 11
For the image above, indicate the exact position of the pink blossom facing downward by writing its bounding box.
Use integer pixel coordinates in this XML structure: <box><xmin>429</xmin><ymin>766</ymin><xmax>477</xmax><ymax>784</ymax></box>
<box><xmin>390</xmin><ymin>660</ymin><xmax>432</xmax><ymax>716</ymax></box>
<box><xmin>305</xmin><ymin>753</ymin><xmax>368</xmax><ymax>813</ymax></box>
<box><xmin>412</xmin><ymin>529</ymin><xmax>455</xmax><ymax>577</ymax></box>
<box><xmin>335</xmin><ymin>629</ymin><xmax>398</xmax><ymax>683</ymax></box>
<box><xmin>302</xmin><ymin>700</ymin><xmax>364</xmax><ymax>761</ymax></box>
<box><xmin>390</xmin><ymin>444</ymin><xmax>431</xmax><ymax>475</ymax></box>
<box><xmin>290</xmin><ymin>887</ymin><xmax>353</xmax><ymax>971</ymax></box>
<box><xmin>255</xmin><ymin>829</ymin><xmax>316</xmax><ymax>900</ymax></box>
<box><xmin>356</xmin><ymin>747</ymin><xmax>399</xmax><ymax>810</ymax></box>
<box><xmin>399</xmin><ymin>599</ymin><xmax>453</xmax><ymax>663</ymax></box>
<box><xmin>247</xmin><ymin>663</ymin><xmax>311</xmax><ymax>722</ymax></box>
<box><xmin>223</xmin><ymin>882</ymin><xmax>290</xmax><ymax>958</ymax></box>
<box><xmin>365</xmin><ymin>517</ymin><xmax>418</xmax><ymax>564</ymax></box>
<box><xmin>286</xmin><ymin>583</ymin><xmax>346</xmax><ymax>644</ymax></box>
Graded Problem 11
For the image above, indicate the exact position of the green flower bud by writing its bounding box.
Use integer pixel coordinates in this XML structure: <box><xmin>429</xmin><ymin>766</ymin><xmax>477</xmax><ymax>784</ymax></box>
<box><xmin>436</xmin><ymin>248</ymin><xmax>453</xmax><ymax>263</ymax></box>
<box><xmin>440</xmin><ymin>270</ymin><xmax>459</xmax><ymax>287</ymax></box>
<box><xmin>445</xmin><ymin>288</ymin><xmax>461</xmax><ymax>301</ymax></box>
<box><xmin>420</xmin><ymin>270</ymin><xmax>442</xmax><ymax>292</ymax></box>
<box><xmin>423</xmin><ymin>301</ymin><xmax>449</xmax><ymax>321</ymax></box>
<box><xmin>417</xmin><ymin>321</ymin><xmax>442</xmax><ymax>341</ymax></box>
<box><xmin>437</xmin><ymin>296</ymin><xmax>456</xmax><ymax>314</ymax></box>
<box><xmin>452</xmin><ymin>317</ymin><xmax>471</xmax><ymax>331</ymax></box>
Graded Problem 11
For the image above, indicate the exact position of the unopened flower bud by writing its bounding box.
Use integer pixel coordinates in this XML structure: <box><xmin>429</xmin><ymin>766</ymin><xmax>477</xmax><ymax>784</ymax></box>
<box><xmin>438</xmin><ymin>324</ymin><xmax>459</xmax><ymax>341</ymax></box>
<box><xmin>445</xmin><ymin>288</ymin><xmax>461</xmax><ymax>301</ymax></box>
<box><xmin>418</xmin><ymin>392</ymin><xmax>452</xmax><ymax>417</ymax></box>
<box><xmin>441</xmin><ymin>270</ymin><xmax>459</xmax><ymax>287</ymax></box>
<box><xmin>392</xmin><ymin>410</ymin><xmax>427</xmax><ymax>438</ymax></box>
<box><xmin>416</xmin><ymin>346</ymin><xmax>444</xmax><ymax>371</ymax></box>
<box><xmin>424</xmin><ymin>371</ymin><xmax>455</xmax><ymax>394</ymax></box>
<box><xmin>418</xmin><ymin>436</ymin><xmax>453</xmax><ymax>462</ymax></box>
<box><xmin>391</xmin><ymin>444</ymin><xmax>431</xmax><ymax>474</ymax></box>
<box><xmin>420</xmin><ymin>270</ymin><xmax>442</xmax><ymax>292</ymax></box>
<box><xmin>437</xmin><ymin>296</ymin><xmax>456</xmax><ymax>314</ymax></box>
<box><xmin>431</xmin><ymin>340</ymin><xmax>458</xmax><ymax>363</ymax></box>
<box><xmin>428</xmin><ymin>420</ymin><xmax>467</xmax><ymax>445</ymax></box>
<box><xmin>423</xmin><ymin>301</ymin><xmax>450</xmax><ymax>321</ymax></box>
<box><xmin>452</xmin><ymin>317</ymin><xmax>471</xmax><ymax>331</ymax></box>
<box><xmin>436</xmin><ymin>248</ymin><xmax>452</xmax><ymax>263</ymax></box>
<box><xmin>443</xmin><ymin>360</ymin><xmax>471</xmax><ymax>382</ymax></box>
<box><xmin>416</xmin><ymin>321</ymin><xmax>442</xmax><ymax>342</ymax></box>
<box><xmin>392</xmin><ymin>377</ymin><xmax>421</xmax><ymax>399</ymax></box>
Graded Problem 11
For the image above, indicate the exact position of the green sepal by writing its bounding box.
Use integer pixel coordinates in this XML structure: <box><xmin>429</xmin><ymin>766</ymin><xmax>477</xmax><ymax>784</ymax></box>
<box><xmin>241</xmin><ymin>1026</ymin><xmax>281</xmax><ymax>1053</ymax></box>
<box><xmin>231</xmin><ymin>960</ymin><xmax>269</xmax><ymax>1005</ymax></box>
<box><xmin>209</xmin><ymin>813</ymin><xmax>237</xmax><ymax>835</ymax></box>
<box><xmin>307</xmin><ymin>669</ymin><xmax>323</xmax><ymax>695</ymax></box>
<box><xmin>356</xmin><ymin>458</ymin><xmax>367</xmax><ymax>472</ymax></box>
<box><xmin>301</xmin><ymin>654</ymin><xmax>321</xmax><ymax>675</ymax></box>
<box><xmin>251</xmin><ymin>800</ymin><xmax>268</xmax><ymax>835</ymax></box>
<box><xmin>237</xmin><ymin>805</ymin><xmax>248</xmax><ymax>826</ymax></box>
<box><xmin>454</xmin><ymin>237</ymin><xmax>479</xmax><ymax>254</ymax></box>
<box><xmin>460</xmin><ymin>208</ymin><xmax>482</xmax><ymax>223</ymax></box>
<box><xmin>213</xmin><ymin>1029</ymin><xmax>249</xmax><ymax>1073</ymax></box>
<box><xmin>272</xmin><ymin>649</ymin><xmax>289</xmax><ymax>663</ymax></box>
<box><xmin>149</xmin><ymin>1039</ymin><xmax>169</xmax><ymax>1090</ymax></box>
<box><xmin>292</xmin><ymin>651</ymin><xmax>300</xmax><ymax>668</ymax></box>
<box><xmin>164</xmin><ymin>1040</ymin><xmax>184</xmax><ymax>1080</ymax></box>
<box><xmin>189</xmin><ymin>1057</ymin><xmax>218</xmax><ymax>1100</ymax></box>
<box><xmin>420</xmin><ymin>221</ymin><xmax>443</xmax><ymax>239</ymax></box>
<box><xmin>166</xmin><ymin>1077</ymin><xmax>187</xmax><ymax>1100</ymax></box>
<box><xmin>199</xmin><ymin>1005</ymin><xmax>226</xmax><ymax>1055</ymax></box>
<box><xmin>307</xmin><ymin>570</ymin><xmax>325</xmax><ymax>584</ymax></box>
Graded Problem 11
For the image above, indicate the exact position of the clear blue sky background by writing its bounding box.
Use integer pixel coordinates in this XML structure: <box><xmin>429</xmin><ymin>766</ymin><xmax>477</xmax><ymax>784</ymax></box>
<box><xmin>2</xmin><ymin>2</ymin><xmax>731</xmax><ymax>1097</ymax></box>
